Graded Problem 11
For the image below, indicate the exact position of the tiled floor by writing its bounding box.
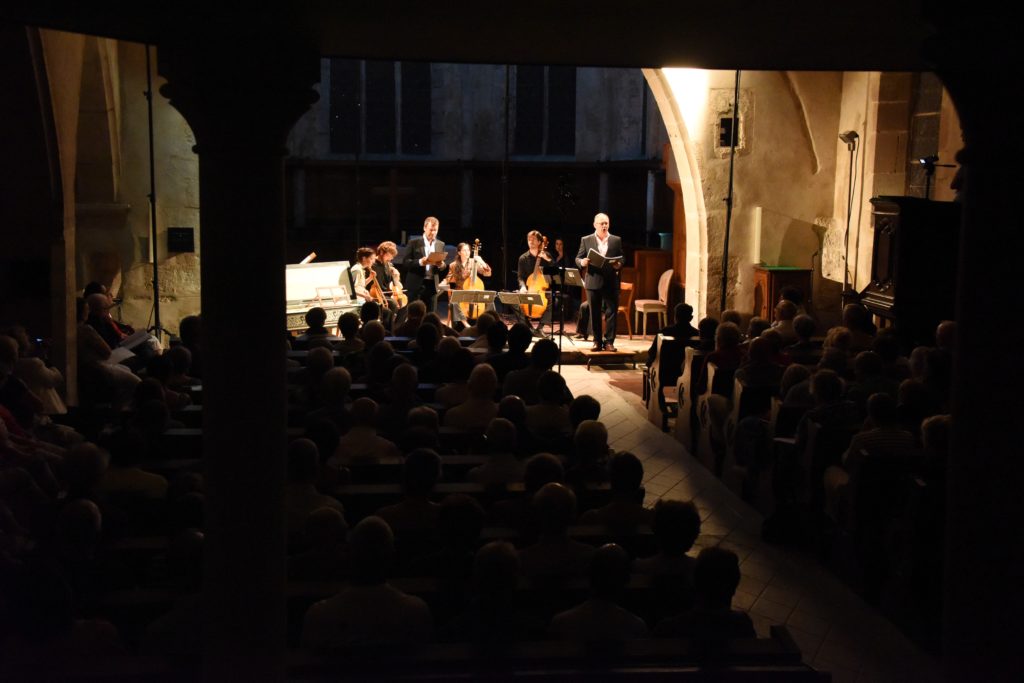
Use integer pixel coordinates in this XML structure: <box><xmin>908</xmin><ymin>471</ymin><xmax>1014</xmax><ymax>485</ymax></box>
<box><xmin>561</xmin><ymin>364</ymin><xmax>942</xmax><ymax>682</ymax></box>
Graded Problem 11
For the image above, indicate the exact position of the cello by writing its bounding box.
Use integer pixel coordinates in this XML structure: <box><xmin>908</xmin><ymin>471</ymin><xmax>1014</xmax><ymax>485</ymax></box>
<box><xmin>521</xmin><ymin>235</ymin><xmax>550</xmax><ymax>319</ymax></box>
<box><xmin>459</xmin><ymin>239</ymin><xmax>487</xmax><ymax>321</ymax></box>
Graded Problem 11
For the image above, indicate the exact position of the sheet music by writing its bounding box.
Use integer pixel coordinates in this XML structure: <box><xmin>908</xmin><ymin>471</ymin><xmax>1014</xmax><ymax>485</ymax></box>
<box><xmin>107</xmin><ymin>346</ymin><xmax>136</xmax><ymax>364</ymax></box>
<box><xmin>587</xmin><ymin>248</ymin><xmax>623</xmax><ymax>269</ymax></box>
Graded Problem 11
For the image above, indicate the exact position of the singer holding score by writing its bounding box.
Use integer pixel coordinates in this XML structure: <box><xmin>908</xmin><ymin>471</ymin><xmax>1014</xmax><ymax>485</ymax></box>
<box><xmin>575</xmin><ymin>212</ymin><xmax>623</xmax><ymax>352</ymax></box>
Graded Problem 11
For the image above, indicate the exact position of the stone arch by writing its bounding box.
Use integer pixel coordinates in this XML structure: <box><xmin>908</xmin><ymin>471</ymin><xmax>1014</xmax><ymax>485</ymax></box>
<box><xmin>641</xmin><ymin>68</ymin><xmax>709</xmax><ymax>318</ymax></box>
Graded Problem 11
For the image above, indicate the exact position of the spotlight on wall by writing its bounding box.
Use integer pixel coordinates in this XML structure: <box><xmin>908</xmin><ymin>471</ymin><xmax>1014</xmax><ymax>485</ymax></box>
<box><xmin>839</xmin><ymin>130</ymin><xmax>859</xmax><ymax>145</ymax></box>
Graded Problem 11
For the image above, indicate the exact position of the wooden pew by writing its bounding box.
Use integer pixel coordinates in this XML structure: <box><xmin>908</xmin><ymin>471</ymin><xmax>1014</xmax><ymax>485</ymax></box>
<box><xmin>673</xmin><ymin>347</ymin><xmax>707</xmax><ymax>456</ymax></box>
<box><xmin>645</xmin><ymin>334</ymin><xmax>691</xmax><ymax>432</ymax></box>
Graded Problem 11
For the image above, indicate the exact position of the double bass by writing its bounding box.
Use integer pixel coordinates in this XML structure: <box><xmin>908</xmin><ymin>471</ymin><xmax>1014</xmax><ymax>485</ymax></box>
<box><xmin>459</xmin><ymin>239</ymin><xmax>487</xmax><ymax>321</ymax></box>
<box><xmin>521</xmin><ymin>235</ymin><xmax>550</xmax><ymax>319</ymax></box>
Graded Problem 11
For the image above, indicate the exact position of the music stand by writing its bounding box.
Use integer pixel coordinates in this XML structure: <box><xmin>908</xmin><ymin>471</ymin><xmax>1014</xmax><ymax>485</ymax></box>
<box><xmin>449</xmin><ymin>289</ymin><xmax>497</xmax><ymax>327</ymax></box>
<box><xmin>547</xmin><ymin>269</ymin><xmax>582</xmax><ymax>353</ymax></box>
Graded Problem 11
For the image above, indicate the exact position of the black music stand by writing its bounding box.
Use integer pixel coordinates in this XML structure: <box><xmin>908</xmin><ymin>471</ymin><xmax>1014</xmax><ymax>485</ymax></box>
<box><xmin>497</xmin><ymin>291</ymin><xmax>547</xmax><ymax>336</ymax></box>
<box><xmin>549</xmin><ymin>268</ymin><xmax>585</xmax><ymax>354</ymax></box>
<box><xmin>449</xmin><ymin>289</ymin><xmax>497</xmax><ymax>327</ymax></box>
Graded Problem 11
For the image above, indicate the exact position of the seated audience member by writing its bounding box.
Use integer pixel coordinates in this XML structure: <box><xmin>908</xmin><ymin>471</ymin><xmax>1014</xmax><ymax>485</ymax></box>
<box><xmin>517</xmin><ymin>483</ymin><xmax>594</xmax><ymax>579</ymax></box>
<box><xmin>525</xmin><ymin>371</ymin><xmax>572</xmax><ymax>441</ymax></box>
<box><xmin>784</xmin><ymin>314</ymin><xmax>821</xmax><ymax>366</ymax></box>
<box><xmin>794</xmin><ymin>369</ymin><xmax>860</xmax><ymax>451</ymax></box>
<box><xmin>481</xmin><ymin>319</ymin><xmax>509</xmax><ymax>357</ymax></box>
<box><xmin>61</xmin><ymin>441</ymin><xmax>109</xmax><ymax>501</ymax></box>
<box><xmin>845</xmin><ymin>351</ymin><xmax>900</xmax><ymax>411</ymax></box>
<box><xmin>374</xmin><ymin>448</ymin><xmax>442</xmax><ymax>534</ymax></box>
<box><xmin>780</xmin><ymin>364</ymin><xmax>811</xmax><ymax>403</ymax></box>
<box><xmin>84</xmin><ymin>292</ymin><xmax>136</xmax><ymax>350</ymax></box>
<box><xmin>434</xmin><ymin>347</ymin><xmax>476</xmax><ymax>409</ymax></box>
<box><xmin>1</xmin><ymin>561</ymin><xmax>125</xmax><ymax>671</ymax></box>
<box><xmin>647</xmin><ymin>303</ymin><xmax>699</xmax><ymax>365</ymax></box>
<box><xmin>842</xmin><ymin>303</ymin><xmax>876</xmax><ymax>353</ymax></box>
<box><xmin>301</xmin><ymin>516</ymin><xmax>432</xmax><ymax>649</ymax></box>
<box><xmin>935</xmin><ymin>319</ymin><xmax>956</xmax><ymax>354</ymax></box>
<box><xmin>397</xmin><ymin>406</ymin><xmax>442</xmax><ymax>453</ymax></box>
<box><xmin>0</xmin><ymin>336</ymin><xmax>45</xmax><ymax>431</ymax></box>
<box><xmin>443</xmin><ymin>541</ymin><xmax>545</xmax><ymax>643</ymax></box>
<box><xmin>771</xmin><ymin>300</ymin><xmax>799</xmax><ymax>346</ymax></box>
<box><xmin>359</xmin><ymin>300</ymin><xmax>383</xmax><ymax>329</ymax></box>
<box><xmin>566</xmin><ymin>420</ymin><xmax>612</xmax><ymax>489</ymax></box>
<box><xmin>693</xmin><ymin>317</ymin><xmax>719</xmax><ymax>352</ymax></box>
<box><xmin>296</xmin><ymin>307</ymin><xmax>330</xmax><ymax>345</ymax></box>
<box><xmin>654</xmin><ymin>546</ymin><xmax>755</xmax><ymax>641</ymax></box>
<box><xmin>378</xmin><ymin>363</ymin><xmax>422</xmax><ymax>435</ymax></box>
<box><xmin>3</xmin><ymin>326</ymin><xmax>66</xmax><ymax>416</ymax></box>
<box><xmin>489</xmin><ymin>322</ymin><xmax>532</xmax><ymax>381</ymax></box>
<box><xmin>306</xmin><ymin>367</ymin><xmax>353</xmax><ymax>433</ymax></box>
<box><xmin>327</xmin><ymin>397</ymin><xmax>401</xmax><ymax>467</ymax></box>
<box><xmin>823</xmin><ymin>393</ymin><xmax>917</xmax><ymax>519</ymax></box>
<box><xmin>142</xmin><ymin>529</ymin><xmax>205</xmax><ymax>656</ymax></box>
<box><xmin>720</xmin><ymin>309</ymin><xmax>743</xmax><ymax>327</ymax></box>
<box><xmin>872</xmin><ymin>329</ymin><xmax>910</xmax><ymax>381</ymax></box>
<box><xmin>699</xmin><ymin>322</ymin><xmax>744</xmax><ymax>397</ymax></box>
<box><xmin>413</xmin><ymin>494</ymin><xmax>485</xmax><ymax>585</ymax></box>
<box><xmin>360</xmin><ymin>341</ymin><xmax>400</xmax><ymax>394</ymax></box>
<box><xmin>778</xmin><ymin>285</ymin><xmax>807</xmax><ymax>315</ymax></box>
<box><xmin>784</xmin><ymin>348</ymin><xmax>849</xmax><ymax>408</ymax></box>
<box><xmin>488</xmin><ymin>452</ymin><xmax>564</xmax><ymax>534</ymax></box>
<box><xmin>758</xmin><ymin>328</ymin><xmax>791</xmax><ymax>367</ymax></box>
<box><xmin>144</xmin><ymin>354</ymin><xmax>191</xmax><ymax>410</ymax></box>
<box><xmin>549</xmin><ymin>543</ymin><xmax>648</xmax><ymax>640</ymax></box>
<box><xmin>634</xmin><ymin>499</ymin><xmax>701</xmax><ymax>582</ymax></box>
<box><xmin>286</xmin><ymin>438</ymin><xmax>346</xmax><ymax>543</ymax></box>
<box><xmin>497</xmin><ymin>394</ymin><xmax>538</xmax><ymax>455</ymax></box>
<box><xmin>288</xmin><ymin>507</ymin><xmax>351</xmax><ymax>581</ymax></box>
<box><xmin>164</xmin><ymin>345</ymin><xmax>197</xmax><ymax>391</ymax></box>
<box><xmin>823</xmin><ymin>326</ymin><xmax>854</xmax><ymax>362</ymax></box>
<box><xmin>422</xmin><ymin>312</ymin><xmax>459</xmax><ymax>339</ymax></box>
<box><xmin>580</xmin><ymin>452</ymin><xmax>652</xmax><ymax>529</ymax></box>
<box><xmin>463</xmin><ymin>310</ymin><xmax>498</xmax><ymax>345</ymax></box>
<box><xmin>393</xmin><ymin>300</ymin><xmax>427</xmax><ymax>337</ymax></box>
<box><xmin>409</xmin><ymin>321</ymin><xmax>440</xmax><ymax>372</ymax></box>
<box><xmin>502</xmin><ymin>338</ymin><xmax>563</xmax><ymax>405</ymax></box>
<box><xmin>334</xmin><ymin>312</ymin><xmax>365</xmax><ymax>358</ymax></box>
<box><xmin>294</xmin><ymin>346</ymin><xmax>335</xmax><ymax>409</ymax></box>
<box><xmin>897</xmin><ymin>378</ymin><xmax>936</xmax><ymax>438</ymax></box>
<box><xmin>921</xmin><ymin>413</ymin><xmax>951</xmax><ymax>462</ymax></box>
<box><xmin>96</xmin><ymin>429</ymin><xmax>168</xmax><ymax>500</ymax></box>
<box><xmin>744</xmin><ymin>317</ymin><xmax>771</xmax><ymax>344</ymax></box>
<box><xmin>735</xmin><ymin>337</ymin><xmax>785</xmax><ymax>388</ymax></box>
<box><xmin>443</xmin><ymin>364</ymin><xmax>499</xmax><ymax>433</ymax></box>
<box><xmin>467</xmin><ymin>418</ymin><xmax>524</xmax><ymax>486</ymax></box>
<box><xmin>568</xmin><ymin>394</ymin><xmax>601</xmax><ymax>429</ymax></box>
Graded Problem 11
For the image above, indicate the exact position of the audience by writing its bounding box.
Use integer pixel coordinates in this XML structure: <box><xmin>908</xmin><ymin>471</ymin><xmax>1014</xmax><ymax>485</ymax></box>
<box><xmin>654</xmin><ymin>547</ymin><xmax>755</xmax><ymax>641</ymax></box>
<box><xmin>443</xmin><ymin>364</ymin><xmax>499</xmax><ymax>433</ymax></box>
<box><xmin>549</xmin><ymin>543</ymin><xmax>648</xmax><ymax>640</ymax></box>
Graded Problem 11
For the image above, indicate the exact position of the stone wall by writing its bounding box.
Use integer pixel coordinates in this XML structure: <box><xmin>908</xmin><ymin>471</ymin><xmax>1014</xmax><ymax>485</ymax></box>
<box><xmin>113</xmin><ymin>42</ymin><xmax>200</xmax><ymax>336</ymax></box>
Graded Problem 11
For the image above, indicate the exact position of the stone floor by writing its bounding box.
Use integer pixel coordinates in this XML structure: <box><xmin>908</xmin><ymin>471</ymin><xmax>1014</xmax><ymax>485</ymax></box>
<box><xmin>561</xmin><ymin>364</ymin><xmax>942</xmax><ymax>683</ymax></box>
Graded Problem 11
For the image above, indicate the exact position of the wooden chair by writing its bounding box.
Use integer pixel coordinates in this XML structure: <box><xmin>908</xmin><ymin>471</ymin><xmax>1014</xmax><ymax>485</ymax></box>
<box><xmin>634</xmin><ymin>268</ymin><xmax>673</xmax><ymax>338</ymax></box>
<box><xmin>616</xmin><ymin>281</ymin><xmax>635</xmax><ymax>339</ymax></box>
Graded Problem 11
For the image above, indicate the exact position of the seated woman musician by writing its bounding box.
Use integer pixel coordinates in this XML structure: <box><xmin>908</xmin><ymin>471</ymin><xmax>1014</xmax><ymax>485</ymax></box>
<box><xmin>351</xmin><ymin>247</ymin><xmax>394</xmax><ymax>330</ymax></box>
<box><xmin>447</xmin><ymin>241</ymin><xmax>493</xmax><ymax>328</ymax></box>
<box><xmin>372</xmin><ymin>241</ymin><xmax>408</xmax><ymax>314</ymax></box>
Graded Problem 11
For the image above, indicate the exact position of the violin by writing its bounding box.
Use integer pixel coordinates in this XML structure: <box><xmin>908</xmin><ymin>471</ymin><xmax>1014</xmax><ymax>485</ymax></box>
<box><xmin>365</xmin><ymin>268</ymin><xmax>387</xmax><ymax>307</ymax></box>
<box><xmin>522</xmin><ymin>235</ymin><xmax>550</xmax><ymax>319</ymax></box>
<box><xmin>459</xmin><ymin>239</ymin><xmax>486</xmax><ymax>321</ymax></box>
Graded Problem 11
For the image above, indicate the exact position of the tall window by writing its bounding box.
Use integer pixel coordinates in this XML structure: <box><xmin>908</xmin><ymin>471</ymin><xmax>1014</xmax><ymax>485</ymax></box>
<box><xmin>514</xmin><ymin>65</ymin><xmax>576</xmax><ymax>156</ymax></box>
<box><xmin>329</xmin><ymin>59</ymin><xmax>432</xmax><ymax>155</ymax></box>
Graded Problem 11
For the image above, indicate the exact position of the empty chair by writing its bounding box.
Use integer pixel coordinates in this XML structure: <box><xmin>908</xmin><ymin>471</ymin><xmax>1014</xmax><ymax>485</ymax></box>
<box><xmin>634</xmin><ymin>268</ymin><xmax>673</xmax><ymax>338</ymax></box>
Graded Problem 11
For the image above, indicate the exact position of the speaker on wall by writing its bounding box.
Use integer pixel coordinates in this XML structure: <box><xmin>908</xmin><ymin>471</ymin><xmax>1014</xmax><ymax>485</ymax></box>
<box><xmin>167</xmin><ymin>227</ymin><xmax>195</xmax><ymax>253</ymax></box>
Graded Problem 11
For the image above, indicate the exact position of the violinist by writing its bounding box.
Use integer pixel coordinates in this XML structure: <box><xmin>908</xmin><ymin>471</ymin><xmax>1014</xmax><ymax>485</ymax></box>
<box><xmin>373</xmin><ymin>241</ymin><xmax>407</xmax><ymax>312</ymax></box>
<box><xmin>350</xmin><ymin>247</ymin><xmax>379</xmax><ymax>303</ymax></box>
<box><xmin>517</xmin><ymin>230</ymin><xmax>554</xmax><ymax>292</ymax></box>
<box><xmin>448</xmin><ymin>242</ymin><xmax>492</xmax><ymax>326</ymax></box>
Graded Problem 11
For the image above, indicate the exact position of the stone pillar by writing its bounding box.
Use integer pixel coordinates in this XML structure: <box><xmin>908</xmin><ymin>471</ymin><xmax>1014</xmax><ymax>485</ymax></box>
<box><xmin>158</xmin><ymin>43</ymin><xmax>319</xmax><ymax>681</ymax></box>
<box><xmin>937</xmin><ymin>52</ymin><xmax>1024</xmax><ymax>678</ymax></box>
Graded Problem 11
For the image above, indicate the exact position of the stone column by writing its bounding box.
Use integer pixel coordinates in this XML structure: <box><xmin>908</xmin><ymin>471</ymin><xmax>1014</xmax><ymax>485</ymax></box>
<box><xmin>937</xmin><ymin>47</ymin><xmax>1024</xmax><ymax>678</ymax></box>
<box><xmin>158</xmin><ymin>43</ymin><xmax>319</xmax><ymax>680</ymax></box>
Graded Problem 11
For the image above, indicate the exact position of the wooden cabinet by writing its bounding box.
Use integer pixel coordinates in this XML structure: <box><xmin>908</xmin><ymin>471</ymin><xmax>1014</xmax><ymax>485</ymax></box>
<box><xmin>752</xmin><ymin>266</ymin><xmax>812</xmax><ymax>322</ymax></box>
<box><xmin>861</xmin><ymin>196</ymin><xmax>961</xmax><ymax>351</ymax></box>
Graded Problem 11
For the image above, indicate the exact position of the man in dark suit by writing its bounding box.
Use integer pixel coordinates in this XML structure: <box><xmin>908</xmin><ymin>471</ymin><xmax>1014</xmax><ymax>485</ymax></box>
<box><xmin>401</xmin><ymin>216</ymin><xmax>448</xmax><ymax>312</ymax></box>
<box><xmin>575</xmin><ymin>213</ymin><xmax>624</xmax><ymax>352</ymax></box>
